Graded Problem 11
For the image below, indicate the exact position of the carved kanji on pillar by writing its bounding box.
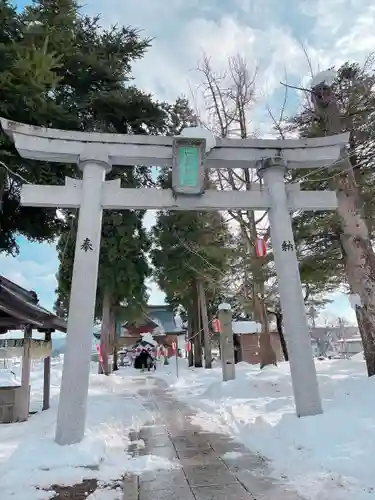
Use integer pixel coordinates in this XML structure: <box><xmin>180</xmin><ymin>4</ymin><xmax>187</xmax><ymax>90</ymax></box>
<box><xmin>80</xmin><ymin>237</ymin><xmax>93</xmax><ymax>252</ymax></box>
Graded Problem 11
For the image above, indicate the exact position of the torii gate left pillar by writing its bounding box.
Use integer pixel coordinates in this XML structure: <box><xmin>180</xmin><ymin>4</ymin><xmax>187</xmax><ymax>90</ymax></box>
<box><xmin>57</xmin><ymin>153</ymin><xmax>111</xmax><ymax>444</ymax></box>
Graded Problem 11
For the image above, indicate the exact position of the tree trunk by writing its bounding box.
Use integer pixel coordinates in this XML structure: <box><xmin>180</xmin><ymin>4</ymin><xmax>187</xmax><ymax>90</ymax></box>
<box><xmin>187</xmin><ymin>305</ymin><xmax>194</xmax><ymax>367</ymax></box>
<box><xmin>247</xmin><ymin>205</ymin><xmax>277</xmax><ymax>368</ymax></box>
<box><xmin>99</xmin><ymin>289</ymin><xmax>112</xmax><ymax>375</ymax></box>
<box><xmin>193</xmin><ymin>281</ymin><xmax>203</xmax><ymax>367</ymax></box>
<box><xmin>111</xmin><ymin>309</ymin><xmax>119</xmax><ymax>371</ymax></box>
<box><xmin>275</xmin><ymin>312</ymin><xmax>289</xmax><ymax>361</ymax></box>
<box><xmin>197</xmin><ymin>279</ymin><xmax>212</xmax><ymax>368</ymax></box>
<box><xmin>109</xmin><ymin>307</ymin><xmax>118</xmax><ymax>371</ymax></box>
<box><xmin>336</xmin><ymin>173</ymin><xmax>375</xmax><ymax>374</ymax></box>
<box><xmin>312</xmin><ymin>83</ymin><xmax>375</xmax><ymax>376</ymax></box>
<box><xmin>113</xmin><ymin>344</ymin><xmax>119</xmax><ymax>371</ymax></box>
<box><xmin>256</xmin><ymin>292</ymin><xmax>277</xmax><ymax>368</ymax></box>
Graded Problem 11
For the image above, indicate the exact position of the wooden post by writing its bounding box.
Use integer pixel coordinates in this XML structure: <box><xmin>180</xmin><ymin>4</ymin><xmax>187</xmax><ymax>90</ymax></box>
<box><xmin>20</xmin><ymin>324</ymin><xmax>32</xmax><ymax>421</ymax></box>
<box><xmin>175</xmin><ymin>334</ymin><xmax>179</xmax><ymax>378</ymax></box>
<box><xmin>197</xmin><ymin>279</ymin><xmax>212</xmax><ymax>369</ymax></box>
<box><xmin>43</xmin><ymin>331</ymin><xmax>52</xmax><ymax>411</ymax></box>
<box><xmin>218</xmin><ymin>303</ymin><xmax>235</xmax><ymax>381</ymax></box>
<box><xmin>239</xmin><ymin>334</ymin><xmax>245</xmax><ymax>362</ymax></box>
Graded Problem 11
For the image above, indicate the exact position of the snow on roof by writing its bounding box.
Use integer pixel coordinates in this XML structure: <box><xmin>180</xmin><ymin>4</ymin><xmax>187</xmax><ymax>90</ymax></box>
<box><xmin>232</xmin><ymin>321</ymin><xmax>261</xmax><ymax>334</ymax></box>
<box><xmin>336</xmin><ymin>337</ymin><xmax>362</xmax><ymax>343</ymax></box>
<box><xmin>140</xmin><ymin>333</ymin><xmax>157</xmax><ymax>346</ymax></box>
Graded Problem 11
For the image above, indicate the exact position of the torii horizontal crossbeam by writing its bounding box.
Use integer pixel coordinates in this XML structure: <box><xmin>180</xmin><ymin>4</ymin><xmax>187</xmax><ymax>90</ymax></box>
<box><xmin>1</xmin><ymin>118</ymin><xmax>349</xmax><ymax>170</ymax></box>
<box><xmin>21</xmin><ymin>179</ymin><xmax>338</xmax><ymax>211</ymax></box>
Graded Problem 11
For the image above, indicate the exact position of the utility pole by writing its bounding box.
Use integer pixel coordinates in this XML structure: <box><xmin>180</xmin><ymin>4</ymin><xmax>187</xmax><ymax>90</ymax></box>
<box><xmin>311</xmin><ymin>71</ymin><xmax>375</xmax><ymax>375</ymax></box>
<box><xmin>218</xmin><ymin>303</ymin><xmax>235</xmax><ymax>381</ymax></box>
<box><xmin>197</xmin><ymin>279</ymin><xmax>212</xmax><ymax>369</ymax></box>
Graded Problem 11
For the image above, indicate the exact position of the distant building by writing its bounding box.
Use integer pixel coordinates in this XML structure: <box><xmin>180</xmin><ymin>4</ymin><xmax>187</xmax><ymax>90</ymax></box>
<box><xmin>335</xmin><ymin>337</ymin><xmax>363</xmax><ymax>358</ymax></box>
<box><xmin>310</xmin><ymin>326</ymin><xmax>361</xmax><ymax>358</ymax></box>
<box><xmin>115</xmin><ymin>305</ymin><xmax>184</xmax><ymax>350</ymax></box>
<box><xmin>230</xmin><ymin>321</ymin><xmax>284</xmax><ymax>364</ymax></box>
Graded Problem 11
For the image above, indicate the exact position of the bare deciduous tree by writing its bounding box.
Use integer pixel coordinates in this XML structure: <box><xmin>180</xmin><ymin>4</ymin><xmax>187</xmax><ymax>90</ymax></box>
<box><xmin>193</xmin><ymin>53</ymin><xmax>277</xmax><ymax>367</ymax></box>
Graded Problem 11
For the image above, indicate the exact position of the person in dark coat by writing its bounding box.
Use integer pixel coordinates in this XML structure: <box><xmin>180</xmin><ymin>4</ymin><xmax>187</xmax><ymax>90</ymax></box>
<box><xmin>134</xmin><ymin>350</ymin><xmax>149</xmax><ymax>370</ymax></box>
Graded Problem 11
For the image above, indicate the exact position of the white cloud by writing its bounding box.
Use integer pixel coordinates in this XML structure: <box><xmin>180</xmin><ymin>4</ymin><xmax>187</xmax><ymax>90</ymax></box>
<box><xmin>0</xmin><ymin>256</ymin><xmax>56</xmax><ymax>290</ymax></box>
<box><xmin>0</xmin><ymin>249</ymin><xmax>58</xmax><ymax>310</ymax></box>
<box><xmin>84</xmin><ymin>0</ymin><xmax>375</xmax><ymax>140</ymax></box>
<box><xmin>335</xmin><ymin>4</ymin><xmax>375</xmax><ymax>58</ymax></box>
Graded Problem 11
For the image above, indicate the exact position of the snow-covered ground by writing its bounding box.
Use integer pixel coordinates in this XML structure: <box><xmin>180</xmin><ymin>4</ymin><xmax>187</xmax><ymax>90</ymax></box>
<box><xmin>1</xmin><ymin>354</ymin><xmax>373</xmax><ymax>500</ymax></box>
<box><xmin>156</xmin><ymin>357</ymin><xmax>375</xmax><ymax>500</ymax></box>
<box><xmin>0</xmin><ymin>358</ymin><xmax>173</xmax><ymax>500</ymax></box>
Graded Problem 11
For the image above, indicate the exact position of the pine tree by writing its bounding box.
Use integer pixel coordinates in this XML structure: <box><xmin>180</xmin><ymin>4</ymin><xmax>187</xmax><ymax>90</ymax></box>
<box><xmin>0</xmin><ymin>0</ymin><xmax>164</xmax><ymax>254</ymax></box>
<box><xmin>43</xmin><ymin>0</ymin><xmax>170</xmax><ymax>373</ymax></box>
<box><xmin>0</xmin><ymin>0</ymin><xmax>69</xmax><ymax>254</ymax></box>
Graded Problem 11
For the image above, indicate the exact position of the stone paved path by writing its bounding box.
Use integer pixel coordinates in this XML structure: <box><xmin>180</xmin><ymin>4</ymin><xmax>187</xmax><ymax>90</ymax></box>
<box><xmin>123</xmin><ymin>377</ymin><xmax>305</xmax><ymax>500</ymax></box>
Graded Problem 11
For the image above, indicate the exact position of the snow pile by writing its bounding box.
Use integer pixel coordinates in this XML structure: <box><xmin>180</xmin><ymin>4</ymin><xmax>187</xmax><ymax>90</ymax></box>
<box><xmin>126</xmin><ymin>454</ymin><xmax>180</xmax><ymax>475</ymax></box>
<box><xmin>352</xmin><ymin>351</ymin><xmax>364</xmax><ymax>361</ymax></box>
<box><xmin>0</xmin><ymin>368</ymin><xmax>20</xmax><ymax>387</ymax></box>
<box><xmin>0</xmin><ymin>360</ymin><xmax>161</xmax><ymax>500</ymax></box>
<box><xmin>158</xmin><ymin>358</ymin><xmax>374</xmax><ymax>500</ymax></box>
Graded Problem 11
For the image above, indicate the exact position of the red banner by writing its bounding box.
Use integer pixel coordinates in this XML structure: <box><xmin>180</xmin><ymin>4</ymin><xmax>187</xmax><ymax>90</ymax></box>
<box><xmin>95</xmin><ymin>344</ymin><xmax>103</xmax><ymax>363</ymax></box>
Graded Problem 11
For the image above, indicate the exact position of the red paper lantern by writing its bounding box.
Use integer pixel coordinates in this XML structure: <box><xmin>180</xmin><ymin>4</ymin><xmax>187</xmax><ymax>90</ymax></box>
<box><xmin>255</xmin><ymin>238</ymin><xmax>267</xmax><ymax>257</ymax></box>
<box><xmin>172</xmin><ymin>342</ymin><xmax>177</xmax><ymax>352</ymax></box>
<box><xmin>185</xmin><ymin>342</ymin><xmax>191</xmax><ymax>353</ymax></box>
<box><xmin>212</xmin><ymin>318</ymin><xmax>221</xmax><ymax>333</ymax></box>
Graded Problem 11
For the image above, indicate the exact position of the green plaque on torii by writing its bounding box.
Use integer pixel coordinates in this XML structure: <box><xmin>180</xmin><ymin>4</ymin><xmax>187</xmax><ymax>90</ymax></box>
<box><xmin>172</xmin><ymin>137</ymin><xmax>206</xmax><ymax>195</ymax></box>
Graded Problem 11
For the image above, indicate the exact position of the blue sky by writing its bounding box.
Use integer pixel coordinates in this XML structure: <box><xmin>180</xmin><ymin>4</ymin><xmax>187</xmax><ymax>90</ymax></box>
<box><xmin>3</xmin><ymin>0</ymin><xmax>374</xmax><ymax>324</ymax></box>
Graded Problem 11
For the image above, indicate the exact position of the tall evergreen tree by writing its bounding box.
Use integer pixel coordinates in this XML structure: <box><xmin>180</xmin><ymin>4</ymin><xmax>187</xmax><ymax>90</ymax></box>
<box><xmin>38</xmin><ymin>0</ymin><xmax>169</xmax><ymax>373</ymax></box>
<box><xmin>0</xmin><ymin>0</ymin><xmax>165</xmax><ymax>255</ymax></box>
<box><xmin>0</xmin><ymin>0</ymin><xmax>70</xmax><ymax>254</ymax></box>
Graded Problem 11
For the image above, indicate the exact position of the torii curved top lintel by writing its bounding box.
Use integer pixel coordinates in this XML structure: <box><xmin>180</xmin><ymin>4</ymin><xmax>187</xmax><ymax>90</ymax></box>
<box><xmin>0</xmin><ymin>117</ymin><xmax>349</xmax><ymax>149</ymax></box>
<box><xmin>0</xmin><ymin>117</ymin><xmax>349</xmax><ymax>169</ymax></box>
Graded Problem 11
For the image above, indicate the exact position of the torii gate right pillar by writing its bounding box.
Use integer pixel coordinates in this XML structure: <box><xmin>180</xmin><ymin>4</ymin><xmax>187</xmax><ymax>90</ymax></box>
<box><xmin>259</xmin><ymin>157</ymin><xmax>322</xmax><ymax>417</ymax></box>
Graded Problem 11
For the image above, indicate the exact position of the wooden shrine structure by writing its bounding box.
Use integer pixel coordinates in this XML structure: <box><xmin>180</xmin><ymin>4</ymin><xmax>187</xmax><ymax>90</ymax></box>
<box><xmin>0</xmin><ymin>276</ymin><xmax>66</xmax><ymax>422</ymax></box>
<box><xmin>115</xmin><ymin>305</ymin><xmax>184</xmax><ymax>349</ymax></box>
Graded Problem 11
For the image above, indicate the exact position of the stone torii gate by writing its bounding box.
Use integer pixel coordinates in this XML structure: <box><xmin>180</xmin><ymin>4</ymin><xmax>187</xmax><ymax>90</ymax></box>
<box><xmin>0</xmin><ymin>118</ymin><xmax>348</xmax><ymax>445</ymax></box>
